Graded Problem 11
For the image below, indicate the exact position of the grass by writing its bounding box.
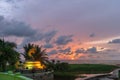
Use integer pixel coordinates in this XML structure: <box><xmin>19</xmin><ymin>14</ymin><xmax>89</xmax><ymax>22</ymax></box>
<box><xmin>68</xmin><ymin>64</ymin><xmax>119</xmax><ymax>73</ymax></box>
<box><xmin>54</xmin><ymin>64</ymin><xmax>119</xmax><ymax>80</ymax></box>
<box><xmin>0</xmin><ymin>65</ymin><xmax>16</xmax><ymax>72</ymax></box>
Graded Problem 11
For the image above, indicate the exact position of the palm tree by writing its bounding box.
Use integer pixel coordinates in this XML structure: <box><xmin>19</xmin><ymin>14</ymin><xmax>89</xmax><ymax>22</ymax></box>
<box><xmin>32</xmin><ymin>45</ymin><xmax>48</xmax><ymax>65</ymax></box>
<box><xmin>23</xmin><ymin>43</ymin><xmax>48</xmax><ymax>66</ymax></box>
<box><xmin>0</xmin><ymin>39</ymin><xmax>20</xmax><ymax>71</ymax></box>
<box><xmin>22</xmin><ymin>43</ymin><xmax>34</xmax><ymax>61</ymax></box>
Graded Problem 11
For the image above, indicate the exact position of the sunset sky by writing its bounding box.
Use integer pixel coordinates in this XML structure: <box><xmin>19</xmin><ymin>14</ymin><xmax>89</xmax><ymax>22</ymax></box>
<box><xmin>0</xmin><ymin>0</ymin><xmax>120</xmax><ymax>60</ymax></box>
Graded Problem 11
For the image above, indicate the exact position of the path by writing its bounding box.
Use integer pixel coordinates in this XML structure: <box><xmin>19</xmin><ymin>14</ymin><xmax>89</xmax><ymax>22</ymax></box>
<box><xmin>75</xmin><ymin>74</ymin><xmax>112</xmax><ymax>80</ymax></box>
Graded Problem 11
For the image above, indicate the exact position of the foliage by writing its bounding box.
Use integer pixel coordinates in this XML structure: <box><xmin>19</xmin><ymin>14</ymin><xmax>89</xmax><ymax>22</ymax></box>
<box><xmin>47</xmin><ymin>60</ymin><xmax>70</xmax><ymax>71</ymax></box>
<box><xmin>22</xmin><ymin>43</ymin><xmax>48</xmax><ymax>66</ymax></box>
<box><xmin>22</xmin><ymin>43</ymin><xmax>34</xmax><ymax>61</ymax></box>
<box><xmin>0</xmin><ymin>39</ymin><xmax>20</xmax><ymax>71</ymax></box>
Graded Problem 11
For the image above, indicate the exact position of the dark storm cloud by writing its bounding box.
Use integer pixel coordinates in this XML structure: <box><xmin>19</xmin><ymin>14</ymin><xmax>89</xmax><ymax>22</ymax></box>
<box><xmin>48</xmin><ymin>47</ymin><xmax>72</xmax><ymax>55</ymax></box>
<box><xmin>22</xmin><ymin>30</ymin><xmax>57</xmax><ymax>45</ymax></box>
<box><xmin>0</xmin><ymin>16</ymin><xmax>4</xmax><ymax>21</ymax></box>
<box><xmin>48</xmin><ymin>50</ymin><xmax>58</xmax><ymax>55</ymax></box>
<box><xmin>44</xmin><ymin>43</ymin><xmax>53</xmax><ymax>48</ymax></box>
<box><xmin>0</xmin><ymin>16</ymin><xmax>36</xmax><ymax>37</ymax></box>
<box><xmin>55</xmin><ymin>35</ymin><xmax>73</xmax><ymax>45</ymax></box>
<box><xmin>3</xmin><ymin>0</ymin><xmax>120</xmax><ymax>41</ymax></box>
<box><xmin>108</xmin><ymin>39</ymin><xmax>120</xmax><ymax>44</ymax></box>
<box><xmin>89</xmin><ymin>33</ymin><xmax>95</xmax><ymax>38</ymax></box>
<box><xmin>17</xmin><ymin>0</ymin><xmax>120</xmax><ymax>40</ymax></box>
<box><xmin>0</xmin><ymin>15</ymin><xmax>57</xmax><ymax>46</ymax></box>
<box><xmin>59</xmin><ymin>47</ymin><xmax>71</xmax><ymax>53</ymax></box>
<box><xmin>75</xmin><ymin>48</ymin><xmax>85</xmax><ymax>53</ymax></box>
<box><xmin>44</xmin><ymin>30</ymin><xmax>57</xmax><ymax>43</ymax></box>
<box><xmin>75</xmin><ymin>47</ymin><xmax>98</xmax><ymax>54</ymax></box>
<box><xmin>87</xmin><ymin>47</ymin><xmax>97</xmax><ymax>53</ymax></box>
<box><xmin>3</xmin><ymin>0</ymin><xmax>120</xmax><ymax>60</ymax></box>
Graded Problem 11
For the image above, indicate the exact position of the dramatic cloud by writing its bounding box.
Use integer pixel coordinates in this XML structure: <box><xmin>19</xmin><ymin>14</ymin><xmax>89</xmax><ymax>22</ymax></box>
<box><xmin>48</xmin><ymin>50</ymin><xmax>58</xmax><ymax>55</ymax></box>
<box><xmin>44</xmin><ymin>43</ymin><xmax>53</xmax><ymax>48</ymax></box>
<box><xmin>1</xmin><ymin>0</ymin><xmax>120</xmax><ymax>60</ymax></box>
<box><xmin>0</xmin><ymin>16</ymin><xmax>4</xmax><ymax>21</ymax></box>
<box><xmin>75</xmin><ymin>48</ymin><xmax>85</xmax><ymax>53</ymax></box>
<box><xmin>0</xmin><ymin>15</ymin><xmax>57</xmax><ymax>47</ymax></box>
<box><xmin>87</xmin><ymin>47</ymin><xmax>97</xmax><ymax>53</ymax></box>
<box><xmin>59</xmin><ymin>47</ymin><xmax>71</xmax><ymax>54</ymax></box>
<box><xmin>75</xmin><ymin>47</ymin><xmax>98</xmax><ymax>54</ymax></box>
<box><xmin>108</xmin><ymin>39</ymin><xmax>120</xmax><ymax>44</ymax></box>
<box><xmin>44</xmin><ymin>30</ymin><xmax>57</xmax><ymax>43</ymax></box>
<box><xmin>22</xmin><ymin>30</ymin><xmax>57</xmax><ymax>45</ymax></box>
<box><xmin>55</xmin><ymin>35</ymin><xmax>73</xmax><ymax>45</ymax></box>
<box><xmin>10</xmin><ymin>0</ymin><xmax>120</xmax><ymax>39</ymax></box>
<box><xmin>89</xmin><ymin>33</ymin><xmax>95</xmax><ymax>38</ymax></box>
<box><xmin>0</xmin><ymin>16</ymin><xmax>36</xmax><ymax>37</ymax></box>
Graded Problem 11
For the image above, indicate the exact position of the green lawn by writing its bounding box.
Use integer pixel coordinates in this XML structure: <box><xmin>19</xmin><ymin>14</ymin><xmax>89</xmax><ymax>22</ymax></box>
<box><xmin>54</xmin><ymin>64</ymin><xmax>119</xmax><ymax>80</ymax></box>
<box><xmin>68</xmin><ymin>64</ymin><xmax>119</xmax><ymax>73</ymax></box>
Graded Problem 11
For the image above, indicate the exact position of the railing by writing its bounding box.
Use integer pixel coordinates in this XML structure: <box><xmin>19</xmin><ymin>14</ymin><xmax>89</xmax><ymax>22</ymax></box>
<box><xmin>0</xmin><ymin>71</ymin><xmax>33</xmax><ymax>80</ymax></box>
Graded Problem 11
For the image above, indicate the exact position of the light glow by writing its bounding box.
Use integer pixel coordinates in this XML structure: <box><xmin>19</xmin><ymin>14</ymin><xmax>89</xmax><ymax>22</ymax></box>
<box><xmin>71</xmin><ymin>57</ymin><xmax>75</xmax><ymax>60</ymax></box>
<box><xmin>24</xmin><ymin>61</ymin><xmax>46</xmax><ymax>70</ymax></box>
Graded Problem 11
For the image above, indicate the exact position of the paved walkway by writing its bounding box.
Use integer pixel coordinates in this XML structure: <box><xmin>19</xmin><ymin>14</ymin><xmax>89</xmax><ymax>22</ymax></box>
<box><xmin>75</xmin><ymin>74</ymin><xmax>111</xmax><ymax>80</ymax></box>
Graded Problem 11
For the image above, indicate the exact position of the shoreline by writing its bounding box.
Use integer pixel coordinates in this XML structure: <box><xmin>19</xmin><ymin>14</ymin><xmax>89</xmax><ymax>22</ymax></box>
<box><xmin>60</xmin><ymin>60</ymin><xmax>120</xmax><ymax>65</ymax></box>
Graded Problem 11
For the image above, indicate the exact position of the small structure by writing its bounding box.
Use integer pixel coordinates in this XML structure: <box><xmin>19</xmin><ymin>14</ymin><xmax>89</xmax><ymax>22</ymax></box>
<box><xmin>23</xmin><ymin>61</ymin><xmax>46</xmax><ymax>70</ymax></box>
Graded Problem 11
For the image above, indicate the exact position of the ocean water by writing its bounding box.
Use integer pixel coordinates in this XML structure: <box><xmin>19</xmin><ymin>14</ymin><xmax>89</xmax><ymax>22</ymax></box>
<box><xmin>60</xmin><ymin>60</ymin><xmax>120</xmax><ymax>65</ymax></box>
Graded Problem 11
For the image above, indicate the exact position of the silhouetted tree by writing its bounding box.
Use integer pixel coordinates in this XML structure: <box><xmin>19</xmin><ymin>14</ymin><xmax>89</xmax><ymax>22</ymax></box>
<box><xmin>0</xmin><ymin>39</ymin><xmax>19</xmax><ymax>71</ymax></box>
<box><xmin>22</xmin><ymin>43</ymin><xmax>48</xmax><ymax>66</ymax></box>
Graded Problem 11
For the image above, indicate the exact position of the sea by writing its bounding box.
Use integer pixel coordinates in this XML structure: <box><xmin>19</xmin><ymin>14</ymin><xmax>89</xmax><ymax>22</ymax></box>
<box><xmin>60</xmin><ymin>60</ymin><xmax>120</xmax><ymax>65</ymax></box>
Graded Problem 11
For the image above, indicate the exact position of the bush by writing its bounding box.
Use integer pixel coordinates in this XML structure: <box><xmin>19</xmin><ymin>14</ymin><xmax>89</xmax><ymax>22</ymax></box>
<box><xmin>47</xmin><ymin>60</ymin><xmax>70</xmax><ymax>71</ymax></box>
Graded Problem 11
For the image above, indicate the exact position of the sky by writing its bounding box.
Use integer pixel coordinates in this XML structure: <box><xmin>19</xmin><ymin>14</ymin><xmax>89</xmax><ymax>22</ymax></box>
<box><xmin>0</xmin><ymin>0</ymin><xmax>120</xmax><ymax>60</ymax></box>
